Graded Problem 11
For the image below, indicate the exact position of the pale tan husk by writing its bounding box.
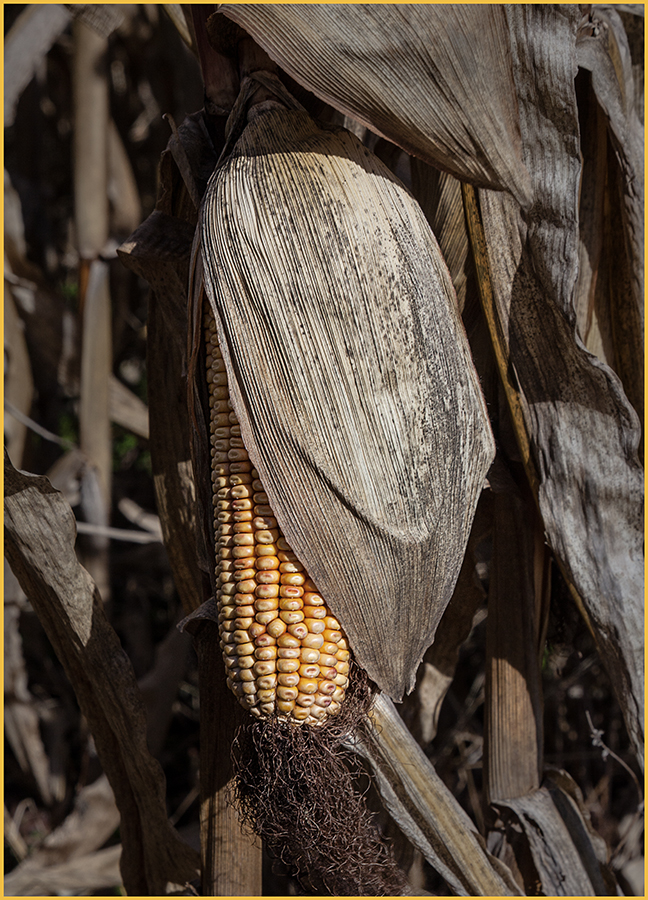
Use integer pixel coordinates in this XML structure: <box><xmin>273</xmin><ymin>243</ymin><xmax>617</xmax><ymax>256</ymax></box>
<box><xmin>200</xmin><ymin>107</ymin><xmax>495</xmax><ymax>700</ymax></box>
<box><xmin>219</xmin><ymin>4</ymin><xmax>532</xmax><ymax>206</ymax></box>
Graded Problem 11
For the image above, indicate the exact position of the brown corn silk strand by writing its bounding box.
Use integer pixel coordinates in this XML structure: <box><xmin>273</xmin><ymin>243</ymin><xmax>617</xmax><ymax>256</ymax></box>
<box><xmin>231</xmin><ymin>663</ymin><xmax>408</xmax><ymax>895</ymax></box>
<box><xmin>204</xmin><ymin>303</ymin><xmax>352</xmax><ymax>725</ymax></box>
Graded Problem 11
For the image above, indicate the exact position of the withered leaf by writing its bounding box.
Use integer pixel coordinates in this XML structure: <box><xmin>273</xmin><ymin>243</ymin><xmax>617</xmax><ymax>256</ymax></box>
<box><xmin>474</xmin><ymin>6</ymin><xmax>643</xmax><ymax>761</ymax></box>
<box><xmin>4</xmin><ymin>451</ymin><xmax>200</xmax><ymax>894</ymax></box>
<box><xmin>219</xmin><ymin>3</ymin><xmax>532</xmax><ymax>206</ymax></box>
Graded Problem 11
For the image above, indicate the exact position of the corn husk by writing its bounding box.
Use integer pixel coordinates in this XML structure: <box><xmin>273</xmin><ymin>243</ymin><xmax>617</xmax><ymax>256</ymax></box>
<box><xmin>199</xmin><ymin>107</ymin><xmax>494</xmax><ymax>700</ymax></box>
<box><xmin>219</xmin><ymin>3</ymin><xmax>532</xmax><ymax>207</ymax></box>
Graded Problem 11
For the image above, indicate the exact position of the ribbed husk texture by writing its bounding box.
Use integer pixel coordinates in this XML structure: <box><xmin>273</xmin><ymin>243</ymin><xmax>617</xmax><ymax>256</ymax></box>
<box><xmin>200</xmin><ymin>107</ymin><xmax>494</xmax><ymax>700</ymax></box>
<box><xmin>220</xmin><ymin>4</ymin><xmax>532</xmax><ymax>207</ymax></box>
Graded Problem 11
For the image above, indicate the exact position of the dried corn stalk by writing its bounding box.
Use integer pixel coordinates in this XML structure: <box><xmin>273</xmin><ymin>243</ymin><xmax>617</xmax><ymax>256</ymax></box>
<box><xmin>198</xmin><ymin>104</ymin><xmax>495</xmax><ymax>704</ymax></box>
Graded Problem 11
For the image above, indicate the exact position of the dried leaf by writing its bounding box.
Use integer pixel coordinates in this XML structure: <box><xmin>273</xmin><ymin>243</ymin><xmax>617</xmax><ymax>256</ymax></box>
<box><xmin>107</xmin><ymin>119</ymin><xmax>143</xmax><ymax>236</ymax></box>
<box><xmin>399</xmin><ymin>489</ymin><xmax>492</xmax><ymax>746</ymax></box>
<box><xmin>4</xmin><ymin>4</ymin><xmax>72</xmax><ymax>128</ymax></box>
<box><xmin>109</xmin><ymin>374</ymin><xmax>149</xmax><ymax>440</ymax></box>
<box><xmin>117</xmin><ymin>497</ymin><xmax>162</xmax><ymax>539</ymax></box>
<box><xmin>164</xmin><ymin>5</ymin><xmax>195</xmax><ymax>54</ymax></box>
<box><xmin>118</xmin><ymin>181</ymin><xmax>210</xmax><ymax>615</ymax></box>
<box><xmin>491</xmin><ymin>776</ymin><xmax>611</xmax><ymax>896</ymax></box>
<box><xmin>4</xmin><ymin>844</ymin><xmax>122</xmax><ymax>897</ymax></box>
<box><xmin>190</xmin><ymin>6</ymin><xmax>240</xmax><ymax>115</ymax></box>
<box><xmin>67</xmin><ymin>4</ymin><xmax>126</xmax><ymax>39</ymax></box>
<box><xmin>219</xmin><ymin>4</ymin><xmax>532</xmax><ymax>205</ymax></box>
<box><xmin>468</xmin><ymin>5</ymin><xmax>643</xmax><ymax>763</ymax></box>
<box><xmin>45</xmin><ymin>448</ymin><xmax>86</xmax><ymax>505</ymax></box>
<box><xmin>351</xmin><ymin>693</ymin><xmax>521</xmax><ymax>896</ymax></box>
<box><xmin>24</xmin><ymin>775</ymin><xmax>120</xmax><ymax>868</ymax></box>
<box><xmin>4</xmin><ymin>452</ymin><xmax>200</xmax><ymax>894</ymax></box>
<box><xmin>410</xmin><ymin>159</ymin><xmax>474</xmax><ymax>314</ymax></box>
<box><xmin>4</xmin><ymin>171</ymin><xmax>80</xmax><ymax>396</ymax></box>
<box><xmin>544</xmin><ymin>768</ymin><xmax>616</xmax><ymax>890</ymax></box>
<box><xmin>577</xmin><ymin>6</ymin><xmax>644</xmax><ymax>430</ymax></box>
<box><xmin>200</xmin><ymin>107</ymin><xmax>495</xmax><ymax>700</ymax></box>
<box><xmin>4</xmin><ymin>582</ymin><xmax>53</xmax><ymax>805</ymax></box>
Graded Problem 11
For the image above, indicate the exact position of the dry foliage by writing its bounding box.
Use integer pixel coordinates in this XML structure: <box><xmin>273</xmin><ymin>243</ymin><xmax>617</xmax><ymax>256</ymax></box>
<box><xmin>4</xmin><ymin>4</ymin><xmax>644</xmax><ymax>897</ymax></box>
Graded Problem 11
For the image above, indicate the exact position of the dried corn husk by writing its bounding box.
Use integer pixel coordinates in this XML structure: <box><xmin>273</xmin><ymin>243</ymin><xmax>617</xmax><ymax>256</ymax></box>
<box><xmin>199</xmin><ymin>107</ymin><xmax>494</xmax><ymax>700</ymax></box>
<box><xmin>576</xmin><ymin>5</ymin><xmax>644</xmax><ymax>432</ymax></box>
<box><xmin>470</xmin><ymin>5</ymin><xmax>644</xmax><ymax>762</ymax></box>
<box><xmin>219</xmin><ymin>4</ymin><xmax>532</xmax><ymax>207</ymax></box>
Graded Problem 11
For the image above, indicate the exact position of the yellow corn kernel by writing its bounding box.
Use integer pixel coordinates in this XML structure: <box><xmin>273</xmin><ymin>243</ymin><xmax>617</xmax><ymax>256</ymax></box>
<box><xmin>205</xmin><ymin>305</ymin><xmax>350</xmax><ymax>725</ymax></box>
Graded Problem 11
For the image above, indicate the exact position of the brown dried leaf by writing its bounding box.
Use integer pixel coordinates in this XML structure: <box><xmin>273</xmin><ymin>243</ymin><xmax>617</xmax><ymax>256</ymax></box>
<box><xmin>577</xmin><ymin>6</ymin><xmax>644</xmax><ymax>431</ymax></box>
<box><xmin>4</xmin><ymin>844</ymin><xmax>122</xmax><ymax>897</ymax></box>
<box><xmin>67</xmin><ymin>4</ymin><xmax>126</xmax><ymax>39</ymax></box>
<box><xmin>4</xmin><ymin>452</ymin><xmax>200</xmax><ymax>894</ymax></box>
<box><xmin>491</xmin><ymin>776</ymin><xmax>612</xmax><ymax>896</ymax></box>
<box><xmin>399</xmin><ymin>489</ymin><xmax>492</xmax><ymax>746</ymax></box>
<box><xmin>410</xmin><ymin>159</ymin><xmax>474</xmax><ymax>315</ymax></box>
<box><xmin>351</xmin><ymin>693</ymin><xmax>521</xmax><ymax>895</ymax></box>
<box><xmin>219</xmin><ymin>4</ymin><xmax>532</xmax><ymax>205</ymax></box>
<box><xmin>23</xmin><ymin>775</ymin><xmax>120</xmax><ymax>869</ymax></box>
<box><xmin>4</xmin><ymin>577</ymin><xmax>53</xmax><ymax>805</ymax></box>
<box><xmin>469</xmin><ymin>5</ymin><xmax>643</xmax><ymax>764</ymax></box>
<box><xmin>164</xmin><ymin>5</ymin><xmax>195</xmax><ymax>54</ymax></box>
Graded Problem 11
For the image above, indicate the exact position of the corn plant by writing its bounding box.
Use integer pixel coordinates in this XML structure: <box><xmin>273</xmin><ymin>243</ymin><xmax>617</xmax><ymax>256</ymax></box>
<box><xmin>5</xmin><ymin>4</ymin><xmax>643</xmax><ymax>896</ymax></box>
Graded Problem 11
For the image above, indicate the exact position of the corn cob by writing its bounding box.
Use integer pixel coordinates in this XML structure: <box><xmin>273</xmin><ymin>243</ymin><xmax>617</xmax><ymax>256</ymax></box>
<box><xmin>204</xmin><ymin>304</ymin><xmax>350</xmax><ymax>725</ymax></box>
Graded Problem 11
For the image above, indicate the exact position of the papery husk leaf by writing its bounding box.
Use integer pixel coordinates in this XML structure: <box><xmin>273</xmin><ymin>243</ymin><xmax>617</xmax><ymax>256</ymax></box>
<box><xmin>351</xmin><ymin>693</ymin><xmax>521</xmax><ymax>896</ymax></box>
<box><xmin>576</xmin><ymin>5</ymin><xmax>644</xmax><ymax>432</ymax></box>
<box><xmin>219</xmin><ymin>4</ymin><xmax>532</xmax><ymax>207</ymax></box>
<box><xmin>472</xmin><ymin>6</ymin><xmax>643</xmax><ymax>762</ymax></box>
<box><xmin>491</xmin><ymin>787</ymin><xmax>606</xmax><ymax>896</ymax></box>
<box><xmin>199</xmin><ymin>107</ymin><xmax>495</xmax><ymax>700</ymax></box>
<box><xmin>410</xmin><ymin>159</ymin><xmax>474</xmax><ymax>315</ymax></box>
<box><xmin>399</xmin><ymin>489</ymin><xmax>492</xmax><ymax>746</ymax></box>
